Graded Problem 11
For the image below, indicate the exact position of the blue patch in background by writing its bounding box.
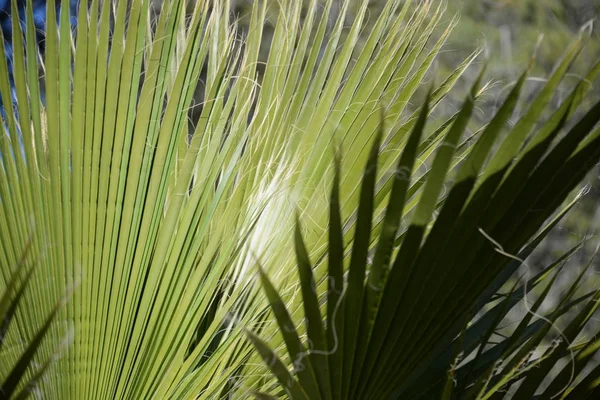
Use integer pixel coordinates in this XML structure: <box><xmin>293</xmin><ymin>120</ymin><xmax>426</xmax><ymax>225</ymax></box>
<box><xmin>0</xmin><ymin>0</ymin><xmax>79</xmax><ymax>111</ymax></box>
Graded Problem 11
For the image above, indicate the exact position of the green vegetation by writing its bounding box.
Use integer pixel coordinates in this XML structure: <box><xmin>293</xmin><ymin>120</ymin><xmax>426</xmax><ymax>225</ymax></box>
<box><xmin>438</xmin><ymin>0</ymin><xmax>600</xmax><ymax>288</ymax></box>
<box><xmin>1</xmin><ymin>0</ymin><xmax>599</xmax><ymax>399</ymax></box>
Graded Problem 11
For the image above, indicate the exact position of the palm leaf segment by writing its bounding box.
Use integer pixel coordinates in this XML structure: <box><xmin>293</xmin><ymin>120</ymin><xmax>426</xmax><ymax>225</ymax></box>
<box><xmin>0</xmin><ymin>243</ymin><xmax>66</xmax><ymax>400</ymax></box>
<box><xmin>250</xmin><ymin>43</ymin><xmax>600</xmax><ymax>399</ymax></box>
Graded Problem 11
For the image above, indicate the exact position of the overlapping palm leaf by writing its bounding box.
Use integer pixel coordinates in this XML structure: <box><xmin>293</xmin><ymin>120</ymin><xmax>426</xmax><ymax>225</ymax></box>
<box><xmin>249</xmin><ymin>47</ymin><xmax>600</xmax><ymax>398</ymax></box>
<box><xmin>0</xmin><ymin>243</ymin><xmax>68</xmax><ymax>400</ymax></box>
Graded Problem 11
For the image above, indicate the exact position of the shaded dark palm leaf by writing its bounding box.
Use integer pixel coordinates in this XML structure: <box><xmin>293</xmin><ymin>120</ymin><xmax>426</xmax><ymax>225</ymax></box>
<box><xmin>248</xmin><ymin>43</ymin><xmax>600</xmax><ymax>399</ymax></box>
<box><xmin>0</xmin><ymin>244</ymin><xmax>63</xmax><ymax>400</ymax></box>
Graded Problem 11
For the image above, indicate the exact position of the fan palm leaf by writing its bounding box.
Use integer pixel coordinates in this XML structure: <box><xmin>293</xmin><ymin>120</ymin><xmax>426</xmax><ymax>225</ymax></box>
<box><xmin>0</xmin><ymin>0</ymin><xmax>488</xmax><ymax>398</ymax></box>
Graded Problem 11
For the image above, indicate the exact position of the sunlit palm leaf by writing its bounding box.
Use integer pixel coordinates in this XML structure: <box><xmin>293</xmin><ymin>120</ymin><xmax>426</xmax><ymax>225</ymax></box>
<box><xmin>0</xmin><ymin>0</ymin><xmax>480</xmax><ymax>398</ymax></box>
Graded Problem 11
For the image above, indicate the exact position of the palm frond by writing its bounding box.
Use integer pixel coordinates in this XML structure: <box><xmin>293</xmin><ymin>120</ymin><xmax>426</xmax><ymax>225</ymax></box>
<box><xmin>0</xmin><ymin>0</ymin><xmax>483</xmax><ymax>398</ymax></box>
<box><xmin>249</xmin><ymin>41</ymin><xmax>600</xmax><ymax>398</ymax></box>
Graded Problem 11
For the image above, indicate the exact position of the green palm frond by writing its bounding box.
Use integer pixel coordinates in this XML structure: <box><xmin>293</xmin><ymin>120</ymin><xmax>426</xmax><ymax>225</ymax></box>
<box><xmin>0</xmin><ymin>0</ymin><xmax>490</xmax><ymax>398</ymax></box>
<box><xmin>249</xmin><ymin>46</ymin><xmax>600</xmax><ymax>398</ymax></box>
